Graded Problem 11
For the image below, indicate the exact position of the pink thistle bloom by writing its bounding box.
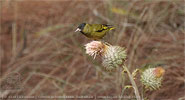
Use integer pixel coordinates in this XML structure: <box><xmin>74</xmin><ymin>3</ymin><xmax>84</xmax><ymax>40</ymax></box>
<box><xmin>85</xmin><ymin>41</ymin><xmax>107</xmax><ymax>59</ymax></box>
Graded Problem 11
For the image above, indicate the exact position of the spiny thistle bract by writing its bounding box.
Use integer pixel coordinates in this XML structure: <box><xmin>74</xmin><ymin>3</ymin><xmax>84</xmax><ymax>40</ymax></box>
<box><xmin>85</xmin><ymin>41</ymin><xmax>127</xmax><ymax>71</ymax></box>
<box><xmin>140</xmin><ymin>67</ymin><xmax>165</xmax><ymax>90</ymax></box>
<box><xmin>102</xmin><ymin>46</ymin><xmax>127</xmax><ymax>70</ymax></box>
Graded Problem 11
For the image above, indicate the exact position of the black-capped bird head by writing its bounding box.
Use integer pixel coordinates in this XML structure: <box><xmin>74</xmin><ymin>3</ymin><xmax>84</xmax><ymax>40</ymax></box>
<box><xmin>75</xmin><ymin>23</ymin><xmax>86</xmax><ymax>32</ymax></box>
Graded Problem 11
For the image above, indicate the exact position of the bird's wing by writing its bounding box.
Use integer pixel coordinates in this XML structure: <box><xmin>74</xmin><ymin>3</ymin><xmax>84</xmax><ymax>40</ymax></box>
<box><xmin>95</xmin><ymin>24</ymin><xmax>109</xmax><ymax>32</ymax></box>
<box><xmin>95</xmin><ymin>28</ymin><xmax>106</xmax><ymax>32</ymax></box>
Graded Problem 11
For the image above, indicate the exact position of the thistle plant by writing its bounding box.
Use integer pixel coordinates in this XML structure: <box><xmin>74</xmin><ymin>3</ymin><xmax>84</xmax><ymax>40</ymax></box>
<box><xmin>84</xmin><ymin>41</ymin><xmax>165</xmax><ymax>100</ymax></box>
<box><xmin>85</xmin><ymin>41</ymin><xmax>127</xmax><ymax>70</ymax></box>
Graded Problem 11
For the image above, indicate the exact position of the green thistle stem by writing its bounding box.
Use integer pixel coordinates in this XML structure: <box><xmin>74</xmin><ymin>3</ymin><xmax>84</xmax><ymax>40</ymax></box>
<box><xmin>123</xmin><ymin>65</ymin><xmax>141</xmax><ymax>100</ymax></box>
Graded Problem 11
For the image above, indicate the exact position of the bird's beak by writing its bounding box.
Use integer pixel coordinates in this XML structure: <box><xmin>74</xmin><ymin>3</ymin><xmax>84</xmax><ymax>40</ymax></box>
<box><xmin>75</xmin><ymin>28</ymin><xmax>81</xmax><ymax>32</ymax></box>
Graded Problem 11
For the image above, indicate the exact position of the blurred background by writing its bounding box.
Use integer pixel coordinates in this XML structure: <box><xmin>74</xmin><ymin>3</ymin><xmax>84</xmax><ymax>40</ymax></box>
<box><xmin>0</xmin><ymin>0</ymin><xmax>184</xmax><ymax>100</ymax></box>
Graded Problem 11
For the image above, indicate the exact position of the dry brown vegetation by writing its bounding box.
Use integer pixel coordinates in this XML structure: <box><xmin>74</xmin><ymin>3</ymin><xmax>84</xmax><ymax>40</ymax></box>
<box><xmin>0</xmin><ymin>0</ymin><xmax>184</xmax><ymax>100</ymax></box>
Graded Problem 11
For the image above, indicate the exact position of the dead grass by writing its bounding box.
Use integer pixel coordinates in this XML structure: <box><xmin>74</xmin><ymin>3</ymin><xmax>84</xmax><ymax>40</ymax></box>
<box><xmin>0</xmin><ymin>0</ymin><xmax>184</xmax><ymax>100</ymax></box>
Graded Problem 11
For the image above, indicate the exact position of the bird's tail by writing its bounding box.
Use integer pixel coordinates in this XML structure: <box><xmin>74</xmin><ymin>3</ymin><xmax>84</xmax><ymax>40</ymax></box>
<box><xmin>103</xmin><ymin>24</ymin><xmax>115</xmax><ymax>30</ymax></box>
<box><xmin>109</xmin><ymin>27</ymin><xmax>115</xmax><ymax>30</ymax></box>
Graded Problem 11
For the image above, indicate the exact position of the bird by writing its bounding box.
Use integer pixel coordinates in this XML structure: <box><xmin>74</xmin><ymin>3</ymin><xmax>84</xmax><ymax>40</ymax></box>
<box><xmin>75</xmin><ymin>23</ymin><xmax>115</xmax><ymax>40</ymax></box>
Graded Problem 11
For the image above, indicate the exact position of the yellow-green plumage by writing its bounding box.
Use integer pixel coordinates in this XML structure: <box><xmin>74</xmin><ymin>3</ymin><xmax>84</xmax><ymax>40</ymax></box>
<box><xmin>76</xmin><ymin>23</ymin><xmax>115</xmax><ymax>40</ymax></box>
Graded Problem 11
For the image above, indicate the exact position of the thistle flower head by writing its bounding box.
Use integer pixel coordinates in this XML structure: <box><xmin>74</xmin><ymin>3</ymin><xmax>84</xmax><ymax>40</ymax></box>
<box><xmin>140</xmin><ymin>67</ymin><xmax>165</xmax><ymax>90</ymax></box>
<box><xmin>102</xmin><ymin>46</ymin><xmax>127</xmax><ymax>70</ymax></box>
<box><xmin>85</xmin><ymin>41</ymin><xmax>107</xmax><ymax>59</ymax></box>
<box><xmin>84</xmin><ymin>41</ymin><xmax>127</xmax><ymax>71</ymax></box>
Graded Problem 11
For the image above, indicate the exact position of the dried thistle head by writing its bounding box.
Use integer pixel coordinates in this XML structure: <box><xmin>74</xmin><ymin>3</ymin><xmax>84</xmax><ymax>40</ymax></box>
<box><xmin>140</xmin><ymin>67</ymin><xmax>165</xmax><ymax>90</ymax></box>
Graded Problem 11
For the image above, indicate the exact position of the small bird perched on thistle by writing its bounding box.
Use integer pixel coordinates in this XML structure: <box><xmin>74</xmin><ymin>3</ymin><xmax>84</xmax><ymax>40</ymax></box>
<box><xmin>75</xmin><ymin>23</ymin><xmax>115</xmax><ymax>40</ymax></box>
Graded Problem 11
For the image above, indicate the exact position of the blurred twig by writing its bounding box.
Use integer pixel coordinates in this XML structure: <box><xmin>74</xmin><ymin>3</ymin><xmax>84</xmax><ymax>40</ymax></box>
<box><xmin>12</xmin><ymin>22</ymin><xmax>17</xmax><ymax>58</ymax></box>
<box><xmin>17</xmin><ymin>29</ymin><xmax>27</xmax><ymax>58</ymax></box>
<box><xmin>12</xmin><ymin>2</ymin><xmax>17</xmax><ymax>58</ymax></box>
